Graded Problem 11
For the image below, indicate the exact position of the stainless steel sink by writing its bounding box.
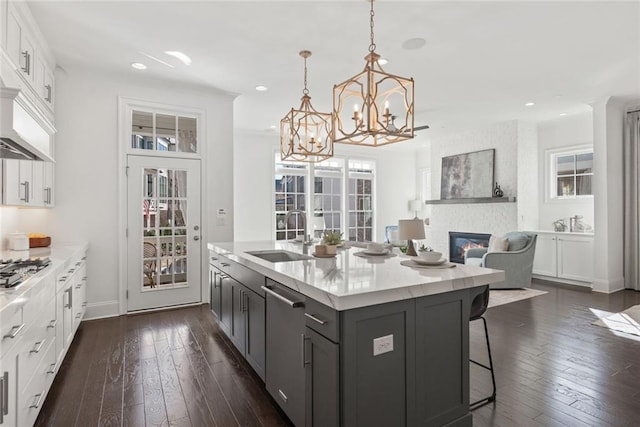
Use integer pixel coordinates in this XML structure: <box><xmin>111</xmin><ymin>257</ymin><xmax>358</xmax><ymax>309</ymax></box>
<box><xmin>246</xmin><ymin>250</ymin><xmax>313</xmax><ymax>263</ymax></box>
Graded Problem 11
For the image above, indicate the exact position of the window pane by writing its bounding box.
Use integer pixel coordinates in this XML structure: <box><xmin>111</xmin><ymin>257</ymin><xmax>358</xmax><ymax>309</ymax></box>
<box><xmin>557</xmin><ymin>177</ymin><xmax>575</xmax><ymax>197</ymax></box>
<box><xmin>156</xmin><ymin>114</ymin><xmax>176</xmax><ymax>152</ymax></box>
<box><xmin>576</xmin><ymin>153</ymin><xmax>593</xmax><ymax>174</ymax></box>
<box><xmin>576</xmin><ymin>175</ymin><xmax>592</xmax><ymax>195</ymax></box>
<box><xmin>556</xmin><ymin>155</ymin><xmax>575</xmax><ymax>175</ymax></box>
<box><xmin>132</xmin><ymin>111</ymin><xmax>153</xmax><ymax>150</ymax></box>
<box><xmin>177</xmin><ymin>116</ymin><xmax>197</xmax><ymax>153</ymax></box>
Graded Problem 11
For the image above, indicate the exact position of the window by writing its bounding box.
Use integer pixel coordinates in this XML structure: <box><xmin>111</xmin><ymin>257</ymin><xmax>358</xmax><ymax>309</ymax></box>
<box><xmin>549</xmin><ymin>147</ymin><xmax>593</xmax><ymax>199</ymax></box>
<box><xmin>131</xmin><ymin>110</ymin><xmax>198</xmax><ymax>154</ymax></box>
<box><xmin>274</xmin><ymin>154</ymin><xmax>375</xmax><ymax>242</ymax></box>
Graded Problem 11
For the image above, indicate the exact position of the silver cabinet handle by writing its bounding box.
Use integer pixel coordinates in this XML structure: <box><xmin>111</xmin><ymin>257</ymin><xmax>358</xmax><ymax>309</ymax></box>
<box><xmin>47</xmin><ymin>320</ymin><xmax>57</xmax><ymax>329</ymax></box>
<box><xmin>194</xmin><ymin>236</ymin><xmax>200</xmax><ymax>241</ymax></box>
<box><xmin>30</xmin><ymin>340</ymin><xmax>46</xmax><ymax>354</ymax></box>
<box><xmin>29</xmin><ymin>392</ymin><xmax>44</xmax><ymax>409</ymax></box>
<box><xmin>20</xmin><ymin>181</ymin><xmax>29</xmax><ymax>203</ymax></box>
<box><xmin>76</xmin><ymin>283</ymin><xmax>82</xmax><ymax>289</ymax></box>
<box><xmin>45</xmin><ymin>84</ymin><xmax>52</xmax><ymax>102</ymax></box>
<box><xmin>21</xmin><ymin>51</ymin><xmax>30</xmax><ymax>74</ymax></box>
<box><xmin>81</xmin><ymin>256</ymin><xmax>87</xmax><ymax>261</ymax></box>
<box><xmin>304</xmin><ymin>313</ymin><xmax>327</xmax><ymax>325</ymax></box>
<box><xmin>220</xmin><ymin>262</ymin><xmax>230</xmax><ymax>267</ymax></box>
<box><xmin>75</xmin><ymin>262</ymin><xmax>82</xmax><ymax>267</ymax></box>
<box><xmin>260</xmin><ymin>285</ymin><xmax>304</xmax><ymax>308</ymax></box>
<box><xmin>46</xmin><ymin>363</ymin><xmax>56</xmax><ymax>375</ymax></box>
<box><xmin>82</xmin><ymin>302</ymin><xmax>87</xmax><ymax>308</ymax></box>
<box><xmin>4</xmin><ymin>324</ymin><xmax>25</xmax><ymax>339</ymax></box>
<box><xmin>65</xmin><ymin>287</ymin><xmax>73</xmax><ymax>309</ymax></box>
<box><xmin>278</xmin><ymin>389</ymin><xmax>288</xmax><ymax>403</ymax></box>
<box><xmin>75</xmin><ymin>313</ymin><xmax>81</xmax><ymax>319</ymax></box>
<box><xmin>301</xmin><ymin>333</ymin><xmax>311</xmax><ymax>368</ymax></box>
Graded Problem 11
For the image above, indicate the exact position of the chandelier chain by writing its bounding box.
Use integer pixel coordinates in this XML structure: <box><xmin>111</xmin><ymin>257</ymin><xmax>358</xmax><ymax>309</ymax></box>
<box><xmin>303</xmin><ymin>53</ymin><xmax>309</xmax><ymax>95</ymax></box>
<box><xmin>369</xmin><ymin>0</ymin><xmax>376</xmax><ymax>52</ymax></box>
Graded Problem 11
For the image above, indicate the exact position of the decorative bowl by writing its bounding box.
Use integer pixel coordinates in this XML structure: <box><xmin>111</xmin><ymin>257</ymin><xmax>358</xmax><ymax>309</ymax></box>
<box><xmin>417</xmin><ymin>250</ymin><xmax>442</xmax><ymax>262</ymax></box>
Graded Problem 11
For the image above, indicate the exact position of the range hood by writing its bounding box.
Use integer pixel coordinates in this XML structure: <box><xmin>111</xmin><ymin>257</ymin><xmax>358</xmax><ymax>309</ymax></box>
<box><xmin>0</xmin><ymin>88</ymin><xmax>56</xmax><ymax>162</ymax></box>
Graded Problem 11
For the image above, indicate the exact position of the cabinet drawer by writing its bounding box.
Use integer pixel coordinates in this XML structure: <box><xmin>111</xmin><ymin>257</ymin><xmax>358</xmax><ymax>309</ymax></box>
<box><xmin>0</xmin><ymin>301</ymin><xmax>25</xmax><ymax>357</ymax></box>
<box><xmin>19</xmin><ymin>342</ymin><xmax>53</xmax><ymax>427</ymax></box>
<box><xmin>19</xmin><ymin>303</ymin><xmax>56</xmax><ymax>394</ymax></box>
<box><xmin>23</xmin><ymin>274</ymin><xmax>56</xmax><ymax>325</ymax></box>
<box><xmin>304</xmin><ymin>298</ymin><xmax>339</xmax><ymax>343</ymax></box>
<box><xmin>213</xmin><ymin>255</ymin><xmax>265</xmax><ymax>296</ymax></box>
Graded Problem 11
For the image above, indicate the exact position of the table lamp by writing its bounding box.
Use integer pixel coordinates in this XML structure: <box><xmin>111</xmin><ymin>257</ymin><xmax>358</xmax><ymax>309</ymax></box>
<box><xmin>398</xmin><ymin>218</ymin><xmax>425</xmax><ymax>256</ymax></box>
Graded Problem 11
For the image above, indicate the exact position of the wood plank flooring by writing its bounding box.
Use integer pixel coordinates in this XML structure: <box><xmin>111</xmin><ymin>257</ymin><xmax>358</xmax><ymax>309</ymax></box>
<box><xmin>35</xmin><ymin>280</ymin><xmax>640</xmax><ymax>427</ymax></box>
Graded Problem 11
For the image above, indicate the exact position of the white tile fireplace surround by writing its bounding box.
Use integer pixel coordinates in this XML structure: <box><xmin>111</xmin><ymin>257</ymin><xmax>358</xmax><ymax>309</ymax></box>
<box><xmin>427</xmin><ymin>202</ymin><xmax>518</xmax><ymax>256</ymax></box>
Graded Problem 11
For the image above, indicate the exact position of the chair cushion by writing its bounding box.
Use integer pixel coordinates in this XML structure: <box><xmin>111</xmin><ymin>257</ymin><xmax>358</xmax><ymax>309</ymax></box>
<box><xmin>465</xmin><ymin>257</ymin><xmax>483</xmax><ymax>267</ymax></box>
<box><xmin>504</xmin><ymin>232</ymin><xmax>530</xmax><ymax>251</ymax></box>
<box><xmin>487</xmin><ymin>235</ymin><xmax>509</xmax><ymax>253</ymax></box>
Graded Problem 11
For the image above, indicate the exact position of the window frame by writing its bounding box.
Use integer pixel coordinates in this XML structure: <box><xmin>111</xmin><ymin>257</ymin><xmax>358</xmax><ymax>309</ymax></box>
<box><xmin>545</xmin><ymin>144</ymin><xmax>594</xmax><ymax>202</ymax></box>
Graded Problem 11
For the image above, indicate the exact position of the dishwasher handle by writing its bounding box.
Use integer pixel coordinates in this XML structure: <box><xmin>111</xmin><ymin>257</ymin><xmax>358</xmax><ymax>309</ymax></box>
<box><xmin>260</xmin><ymin>285</ymin><xmax>304</xmax><ymax>308</ymax></box>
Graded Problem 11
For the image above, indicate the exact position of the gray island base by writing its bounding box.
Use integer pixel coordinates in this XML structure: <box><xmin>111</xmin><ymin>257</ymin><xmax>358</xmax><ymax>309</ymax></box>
<box><xmin>208</xmin><ymin>241</ymin><xmax>504</xmax><ymax>427</ymax></box>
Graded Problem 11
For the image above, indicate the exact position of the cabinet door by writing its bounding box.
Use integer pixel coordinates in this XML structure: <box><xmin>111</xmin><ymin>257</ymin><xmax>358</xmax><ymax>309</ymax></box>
<box><xmin>305</xmin><ymin>327</ymin><xmax>339</xmax><ymax>427</ymax></box>
<box><xmin>0</xmin><ymin>345</ymin><xmax>19</xmax><ymax>427</ymax></box>
<box><xmin>43</xmin><ymin>162</ymin><xmax>54</xmax><ymax>206</ymax></box>
<box><xmin>5</xmin><ymin>6</ymin><xmax>21</xmax><ymax>69</ymax></box>
<box><xmin>62</xmin><ymin>286</ymin><xmax>74</xmax><ymax>349</ymax></box>
<box><xmin>532</xmin><ymin>234</ymin><xmax>557</xmax><ymax>276</ymax></box>
<box><xmin>264</xmin><ymin>281</ymin><xmax>306</xmax><ymax>427</ymax></box>
<box><xmin>229</xmin><ymin>282</ymin><xmax>246</xmax><ymax>355</ymax></box>
<box><xmin>209</xmin><ymin>267</ymin><xmax>222</xmax><ymax>318</ymax></box>
<box><xmin>19</xmin><ymin>29</ymin><xmax>36</xmax><ymax>83</ymax></box>
<box><xmin>218</xmin><ymin>275</ymin><xmax>233</xmax><ymax>337</ymax></box>
<box><xmin>244</xmin><ymin>290</ymin><xmax>265</xmax><ymax>381</ymax></box>
<box><xmin>30</xmin><ymin>161</ymin><xmax>45</xmax><ymax>206</ymax></box>
<box><xmin>557</xmin><ymin>236</ymin><xmax>594</xmax><ymax>283</ymax></box>
<box><xmin>2</xmin><ymin>159</ymin><xmax>30</xmax><ymax>205</ymax></box>
<box><xmin>55</xmin><ymin>289</ymin><xmax>65</xmax><ymax>364</ymax></box>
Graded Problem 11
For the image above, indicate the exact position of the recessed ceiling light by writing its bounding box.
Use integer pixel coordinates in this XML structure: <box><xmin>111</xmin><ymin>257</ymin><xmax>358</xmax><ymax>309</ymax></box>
<box><xmin>525</xmin><ymin>102</ymin><xmax>535</xmax><ymax>107</ymax></box>
<box><xmin>255</xmin><ymin>85</ymin><xmax>268</xmax><ymax>92</ymax></box>
<box><xmin>402</xmin><ymin>38</ymin><xmax>426</xmax><ymax>50</ymax></box>
<box><xmin>559</xmin><ymin>112</ymin><xmax>568</xmax><ymax>116</ymax></box>
<box><xmin>131</xmin><ymin>62</ymin><xmax>147</xmax><ymax>70</ymax></box>
<box><xmin>164</xmin><ymin>51</ymin><xmax>192</xmax><ymax>66</ymax></box>
<box><xmin>378</xmin><ymin>58</ymin><xmax>389</xmax><ymax>65</ymax></box>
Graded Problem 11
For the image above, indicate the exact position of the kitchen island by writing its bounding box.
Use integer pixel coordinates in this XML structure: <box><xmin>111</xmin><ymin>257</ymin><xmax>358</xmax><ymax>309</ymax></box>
<box><xmin>208</xmin><ymin>241</ymin><xmax>504</xmax><ymax>427</ymax></box>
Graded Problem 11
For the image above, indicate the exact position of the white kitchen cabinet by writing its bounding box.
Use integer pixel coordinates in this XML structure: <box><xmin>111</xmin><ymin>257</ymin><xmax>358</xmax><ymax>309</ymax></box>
<box><xmin>5</xmin><ymin>3</ymin><xmax>36</xmax><ymax>84</ymax></box>
<box><xmin>2</xmin><ymin>0</ymin><xmax>56</xmax><ymax>117</ymax></box>
<box><xmin>532</xmin><ymin>231</ymin><xmax>593</xmax><ymax>286</ymax></box>
<box><xmin>2</xmin><ymin>159</ymin><xmax>53</xmax><ymax>207</ymax></box>
<box><xmin>0</xmin><ymin>344</ymin><xmax>19</xmax><ymax>426</ymax></box>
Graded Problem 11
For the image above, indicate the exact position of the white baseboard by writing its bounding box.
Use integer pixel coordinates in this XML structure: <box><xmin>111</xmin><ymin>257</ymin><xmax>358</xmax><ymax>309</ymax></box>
<box><xmin>532</xmin><ymin>274</ymin><xmax>591</xmax><ymax>288</ymax></box>
<box><xmin>84</xmin><ymin>300</ymin><xmax>120</xmax><ymax>320</ymax></box>
<box><xmin>592</xmin><ymin>277</ymin><xmax>625</xmax><ymax>294</ymax></box>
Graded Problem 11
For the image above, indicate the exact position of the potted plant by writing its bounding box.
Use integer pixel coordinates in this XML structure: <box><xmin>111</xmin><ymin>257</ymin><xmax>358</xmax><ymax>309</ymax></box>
<box><xmin>322</xmin><ymin>231</ymin><xmax>343</xmax><ymax>255</ymax></box>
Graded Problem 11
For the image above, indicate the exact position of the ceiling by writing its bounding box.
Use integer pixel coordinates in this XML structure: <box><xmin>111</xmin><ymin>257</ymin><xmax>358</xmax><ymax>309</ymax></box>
<box><xmin>28</xmin><ymin>1</ymin><xmax>640</xmax><ymax>145</ymax></box>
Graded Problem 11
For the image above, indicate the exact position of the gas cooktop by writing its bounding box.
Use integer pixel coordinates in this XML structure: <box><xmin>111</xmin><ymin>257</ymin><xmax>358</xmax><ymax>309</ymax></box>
<box><xmin>0</xmin><ymin>258</ymin><xmax>51</xmax><ymax>288</ymax></box>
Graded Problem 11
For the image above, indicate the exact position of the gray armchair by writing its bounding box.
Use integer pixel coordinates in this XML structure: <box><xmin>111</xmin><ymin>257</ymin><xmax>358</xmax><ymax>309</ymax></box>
<box><xmin>464</xmin><ymin>232</ymin><xmax>538</xmax><ymax>289</ymax></box>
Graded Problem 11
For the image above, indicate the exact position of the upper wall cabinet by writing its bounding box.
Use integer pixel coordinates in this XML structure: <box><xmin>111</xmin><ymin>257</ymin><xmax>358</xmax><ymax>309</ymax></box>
<box><xmin>1</xmin><ymin>0</ymin><xmax>56</xmax><ymax>121</ymax></box>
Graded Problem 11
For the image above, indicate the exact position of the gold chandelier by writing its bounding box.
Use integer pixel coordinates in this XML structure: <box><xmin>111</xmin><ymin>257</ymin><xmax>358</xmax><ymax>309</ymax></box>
<box><xmin>280</xmin><ymin>50</ymin><xmax>334</xmax><ymax>163</ymax></box>
<box><xmin>333</xmin><ymin>0</ymin><xmax>415</xmax><ymax>147</ymax></box>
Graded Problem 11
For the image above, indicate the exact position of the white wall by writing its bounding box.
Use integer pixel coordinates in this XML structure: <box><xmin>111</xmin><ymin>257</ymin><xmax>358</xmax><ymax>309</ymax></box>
<box><xmin>233</xmin><ymin>131</ymin><xmax>416</xmax><ymax>243</ymax></box>
<box><xmin>537</xmin><ymin>110</ymin><xmax>594</xmax><ymax>229</ymax></box>
<box><xmin>51</xmin><ymin>63</ymin><xmax>234</xmax><ymax>318</ymax></box>
<box><xmin>516</xmin><ymin>121</ymin><xmax>539</xmax><ymax>231</ymax></box>
<box><xmin>416</xmin><ymin>121</ymin><xmax>520</xmax><ymax>253</ymax></box>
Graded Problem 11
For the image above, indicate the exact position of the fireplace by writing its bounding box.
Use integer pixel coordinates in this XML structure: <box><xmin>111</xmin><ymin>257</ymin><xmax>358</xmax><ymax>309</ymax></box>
<box><xmin>449</xmin><ymin>232</ymin><xmax>491</xmax><ymax>264</ymax></box>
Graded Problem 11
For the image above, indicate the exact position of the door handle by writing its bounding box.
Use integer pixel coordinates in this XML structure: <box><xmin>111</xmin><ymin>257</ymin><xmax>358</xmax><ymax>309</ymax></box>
<box><xmin>30</xmin><ymin>340</ymin><xmax>46</xmax><ymax>354</ymax></box>
<box><xmin>29</xmin><ymin>392</ymin><xmax>44</xmax><ymax>409</ymax></box>
<box><xmin>45</xmin><ymin>84</ymin><xmax>52</xmax><ymax>102</ymax></box>
<box><xmin>3</xmin><ymin>324</ymin><xmax>25</xmax><ymax>339</ymax></box>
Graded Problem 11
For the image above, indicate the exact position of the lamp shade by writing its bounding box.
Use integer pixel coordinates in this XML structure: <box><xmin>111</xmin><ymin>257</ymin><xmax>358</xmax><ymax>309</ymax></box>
<box><xmin>398</xmin><ymin>219</ymin><xmax>425</xmax><ymax>240</ymax></box>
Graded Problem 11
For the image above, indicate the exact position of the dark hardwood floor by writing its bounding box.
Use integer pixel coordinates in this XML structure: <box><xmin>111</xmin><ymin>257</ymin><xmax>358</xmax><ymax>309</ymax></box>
<box><xmin>35</xmin><ymin>280</ymin><xmax>640</xmax><ymax>427</ymax></box>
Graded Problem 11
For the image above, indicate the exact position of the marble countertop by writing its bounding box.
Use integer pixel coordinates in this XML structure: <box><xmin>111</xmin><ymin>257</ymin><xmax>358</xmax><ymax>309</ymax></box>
<box><xmin>527</xmin><ymin>230</ymin><xmax>594</xmax><ymax>237</ymax></box>
<box><xmin>0</xmin><ymin>243</ymin><xmax>89</xmax><ymax>314</ymax></box>
<box><xmin>208</xmin><ymin>241</ymin><xmax>505</xmax><ymax>311</ymax></box>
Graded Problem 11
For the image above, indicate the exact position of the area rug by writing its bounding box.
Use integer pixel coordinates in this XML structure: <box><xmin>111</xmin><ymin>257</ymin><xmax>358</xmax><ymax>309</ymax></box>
<box><xmin>487</xmin><ymin>288</ymin><xmax>548</xmax><ymax>308</ymax></box>
<box><xmin>592</xmin><ymin>305</ymin><xmax>640</xmax><ymax>337</ymax></box>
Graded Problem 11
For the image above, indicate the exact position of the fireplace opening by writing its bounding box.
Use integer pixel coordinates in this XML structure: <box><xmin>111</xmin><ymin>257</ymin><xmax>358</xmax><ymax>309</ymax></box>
<box><xmin>449</xmin><ymin>232</ymin><xmax>491</xmax><ymax>264</ymax></box>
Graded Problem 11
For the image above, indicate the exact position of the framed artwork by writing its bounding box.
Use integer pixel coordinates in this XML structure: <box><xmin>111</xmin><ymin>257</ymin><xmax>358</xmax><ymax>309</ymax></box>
<box><xmin>440</xmin><ymin>149</ymin><xmax>495</xmax><ymax>199</ymax></box>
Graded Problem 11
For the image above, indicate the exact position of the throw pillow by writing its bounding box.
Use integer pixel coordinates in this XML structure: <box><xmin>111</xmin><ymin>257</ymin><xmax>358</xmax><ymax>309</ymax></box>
<box><xmin>504</xmin><ymin>231</ymin><xmax>530</xmax><ymax>251</ymax></box>
<box><xmin>487</xmin><ymin>235</ymin><xmax>509</xmax><ymax>253</ymax></box>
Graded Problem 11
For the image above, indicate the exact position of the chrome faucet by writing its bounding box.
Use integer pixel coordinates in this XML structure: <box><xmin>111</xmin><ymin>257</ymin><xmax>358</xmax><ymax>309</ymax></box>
<box><xmin>284</xmin><ymin>209</ymin><xmax>312</xmax><ymax>245</ymax></box>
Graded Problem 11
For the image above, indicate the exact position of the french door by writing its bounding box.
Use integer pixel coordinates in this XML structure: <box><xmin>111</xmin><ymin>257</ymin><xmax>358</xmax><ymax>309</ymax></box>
<box><xmin>126</xmin><ymin>155</ymin><xmax>201</xmax><ymax>311</ymax></box>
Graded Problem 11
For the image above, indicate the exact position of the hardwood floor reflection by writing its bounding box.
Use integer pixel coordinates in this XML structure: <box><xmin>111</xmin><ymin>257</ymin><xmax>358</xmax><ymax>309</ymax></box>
<box><xmin>35</xmin><ymin>280</ymin><xmax>640</xmax><ymax>426</ymax></box>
